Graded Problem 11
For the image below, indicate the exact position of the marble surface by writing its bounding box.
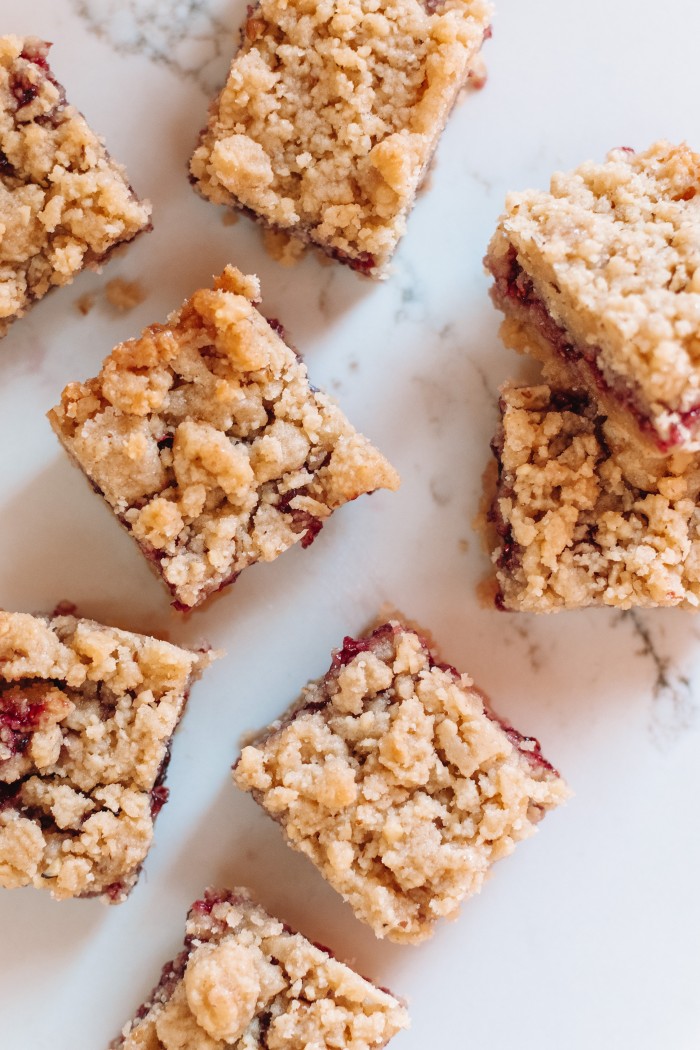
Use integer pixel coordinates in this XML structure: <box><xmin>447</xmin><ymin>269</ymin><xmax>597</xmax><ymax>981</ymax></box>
<box><xmin>1</xmin><ymin>1</ymin><xmax>699</xmax><ymax>1047</ymax></box>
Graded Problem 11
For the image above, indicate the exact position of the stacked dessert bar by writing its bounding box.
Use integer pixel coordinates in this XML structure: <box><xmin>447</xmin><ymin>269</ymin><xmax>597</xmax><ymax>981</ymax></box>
<box><xmin>483</xmin><ymin>142</ymin><xmax>700</xmax><ymax>612</ymax></box>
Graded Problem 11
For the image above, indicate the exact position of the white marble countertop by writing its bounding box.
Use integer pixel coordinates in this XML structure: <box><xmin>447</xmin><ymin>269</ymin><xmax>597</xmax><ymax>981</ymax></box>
<box><xmin>0</xmin><ymin>1</ymin><xmax>699</xmax><ymax>1047</ymax></box>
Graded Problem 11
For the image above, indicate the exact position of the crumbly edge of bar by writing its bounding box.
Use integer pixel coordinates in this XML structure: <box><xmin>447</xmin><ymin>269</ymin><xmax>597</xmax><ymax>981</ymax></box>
<box><xmin>234</xmin><ymin>618</ymin><xmax>569</xmax><ymax>943</ymax></box>
<box><xmin>48</xmin><ymin>265</ymin><xmax>399</xmax><ymax>610</ymax></box>
<box><xmin>486</xmin><ymin>383</ymin><xmax>700</xmax><ymax>612</ymax></box>
<box><xmin>189</xmin><ymin>0</ymin><xmax>492</xmax><ymax>275</ymax></box>
<box><xmin>0</xmin><ymin>611</ymin><xmax>214</xmax><ymax>901</ymax></box>
<box><xmin>0</xmin><ymin>36</ymin><xmax>152</xmax><ymax>336</ymax></box>
<box><xmin>488</xmin><ymin>141</ymin><xmax>700</xmax><ymax>439</ymax></box>
<box><xmin>112</xmin><ymin>886</ymin><xmax>409</xmax><ymax>1050</ymax></box>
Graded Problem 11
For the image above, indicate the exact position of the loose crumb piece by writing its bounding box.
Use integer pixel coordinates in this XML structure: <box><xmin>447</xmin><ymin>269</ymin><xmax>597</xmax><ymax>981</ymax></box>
<box><xmin>105</xmin><ymin>277</ymin><xmax>146</xmax><ymax>312</ymax></box>
<box><xmin>262</xmin><ymin>227</ymin><xmax>307</xmax><ymax>267</ymax></box>
<box><xmin>486</xmin><ymin>382</ymin><xmax>700</xmax><ymax>611</ymax></box>
<box><xmin>111</xmin><ymin>887</ymin><xmax>409</xmax><ymax>1050</ymax></box>
<box><xmin>75</xmin><ymin>292</ymin><xmax>95</xmax><ymax>316</ymax></box>
<box><xmin>234</xmin><ymin>617</ymin><xmax>569</xmax><ymax>943</ymax></box>
<box><xmin>0</xmin><ymin>36</ymin><xmax>151</xmax><ymax>337</ymax></box>
<box><xmin>49</xmin><ymin>265</ymin><xmax>400</xmax><ymax>610</ymax></box>
<box><xmin>190</xmin><ymin>0</ymin><xmax>492</xmax><ymax>277</ymax></box>
<box><xmin>0</xmin><ymin>610</ymin><xmax>214</xmax><ymax>902</ymax></box>
<box><xmin>485</xmin><ymin>141</ymin><xmax>700</xmax><ymax>452</ymax></box>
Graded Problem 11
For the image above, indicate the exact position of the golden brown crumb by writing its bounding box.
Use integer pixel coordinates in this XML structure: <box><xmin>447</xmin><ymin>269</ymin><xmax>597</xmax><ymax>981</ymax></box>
<box><xmin>261</xmin><ymin>228</ymin><xmax>307</xmax><ymax>267</ymax></box>
<box><xmin>105</xmin><ymin>277</ymin><xmax>146</xmax><ymax>312</ymax></box>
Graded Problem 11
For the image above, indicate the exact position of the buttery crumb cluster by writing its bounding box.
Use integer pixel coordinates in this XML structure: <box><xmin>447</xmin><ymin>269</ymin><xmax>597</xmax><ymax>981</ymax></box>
<box><xmin>234</xmin><ymin>619</ymin><xmax>568</xmax><ymax>943</ymax></box>
<box><xmin>0</xmin><ymin>35</ymin><xmax>151</xmax><ymax>336</ymax></box>
<box><xmin>112</xmin><ymin>887</ymin><xmax>409</xmax><ymax>1050</ymax></box>
<box><xmin>486</xmin><ymin>141</ymin><xmax>700</xmax><ymax>452</ymax></box>
<box><xmin>191</xmin><ymin>0</ymin><xmax>492</xmax><ymax>275</ymax></box>
<box><xmin>488</xmin><ymin>385</ymin><xmax>700</xmax><ymax>611</ymax></box>
<box><xmin>0</xmin><ymin>611</ymin><xmax>211</xmax><ymax>902</ymax></box>
<box><xmin>49</xmin><ymin>266</ymin><xmax>399</xmax><ymax>609</ymax></box>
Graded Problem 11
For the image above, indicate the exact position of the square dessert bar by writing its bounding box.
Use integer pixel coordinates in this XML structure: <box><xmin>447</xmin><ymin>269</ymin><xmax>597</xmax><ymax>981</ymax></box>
<box><xmin>190</xmin><ymin>0</ymin><xmax>492</xmax><ymax>277</ymax></box>
<box><xmin>0</xmin><ymin>36</ymin><xmax>151</xmax><ymax>337</ymax></box>
<box><xmin>0</xmin><ymin>610</ymin><xmax>213</xmax><ymax>902</ymax></box>
<box><xmin>485</xmin><ymin>142</ymin><xmax>700</xmax><ymax>452</ymax></box>
<box><xmin>486</xmin><ymin>383</ymin><xmax>700</xmax><ymax>612</ymax></box>
<box><xmin>234</xmin><ymin>618</ymin><xmax>568</xmax><ymax>943</ymax></box>
<box><xmin>49</xmin><ymin>266</ymin><xmax>399</xmax><ymax>610</ymax></box>
<box><xmin>112</xmin><ymin>886</ymin><xmax>409</xmax><ymax>1050</ymax></box>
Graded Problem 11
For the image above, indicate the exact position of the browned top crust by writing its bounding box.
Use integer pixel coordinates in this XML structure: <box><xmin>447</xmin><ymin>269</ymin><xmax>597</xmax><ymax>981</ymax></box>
<box><xmin>190</xmin><ymin>0</ymin><xmax>492</xmax><ymax>275</ymax></box>
<box><xmin>235</xmin><ymin>619</ymin><xmax>569</xmax><ymax>942</ymax></box>
<box><xmin>113</xmin><ymin>886</ymin><xmax>409</xmax><ymax>1049</ymax></box>
<box><xmin>0</xmin><ymin>36</ymin><xmax>151</xmax><ymax>336</ymax></box>
<box><xmin>0</xmin><ymin>611</ymin><xmax>212</xmax><ymax>901</ymax></box>
<box><xmin>48</xmin><ymin>266</ymin><xmax>399</xmax><ymax>609</ymax></box>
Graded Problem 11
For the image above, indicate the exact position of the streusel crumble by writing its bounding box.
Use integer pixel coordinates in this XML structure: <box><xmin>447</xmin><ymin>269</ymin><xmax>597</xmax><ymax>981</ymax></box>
<box><xmin>485</xmin><ymin>142</ymin><xmax>700</xmax><ymax>451</ymax></box>
<box><xmin>49</xmin><ymin>266</ymin><xmax>399</xmax><ymax>610</ymax></box>
<box><xmin>190</xmin><ymin>0</ymin><xmax>492</xmax><ymax>277</ymax></box>
<box><xmin>234</xmin><ymin>617</ymin><xmax>568</xmax><ymax>943</ymax></box>
<box><xmin>486</xmin><ymin>383</ymin><xmax>700</xmax><ymax>611</ymax></box>
<box><xmin>0</xmin><ymin>610</ymin><xmax>213</xmax><ymax>902</ymax></box>
<box><xmin>112</xmin><ymin>887</ymin><xmax>409</xmax><ymax>1050</ymax></box>
<box><xmin>0</xmin><ymin>36</ymin><xmax>151</xmax><ymax>337</ymax></box>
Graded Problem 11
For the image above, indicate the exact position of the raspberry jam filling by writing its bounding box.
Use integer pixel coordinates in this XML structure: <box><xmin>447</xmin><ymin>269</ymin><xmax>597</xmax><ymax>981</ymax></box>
<box><xmin>488</xmin><ymin>246</ymin><xmax>700</xmax><ymax>452</ymax></box>
<box><xmin>0</xmin><ymin>685</ymin><xmax>49</xmax><ymax>759</ymax></box>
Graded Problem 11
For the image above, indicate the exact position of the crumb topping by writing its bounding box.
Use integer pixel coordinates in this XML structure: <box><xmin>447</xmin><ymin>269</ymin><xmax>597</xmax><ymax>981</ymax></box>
<box><xmin>488</xmin><ymin>383</ymin><xmax>700</xmax><ymax>611</ymax></box>
<box><xmin>234</xmin><ymin>620</ymin><xmax>568</xmax><ymax>943</ymax></box>
<box><xmin>0</xmin><ymin>36</ymin><xmax>151</xmax><ymax>335</ymax></box>
<box><xmin>49</xmin><ymin>265</ymin><xmax>399</xmax><ymax>609</ymax></box>
<box><xmin>488</xmin><ymin>142</ymin><xmax>700</xmax><ymax>445</ymax></box>
<box><xmin>190</xmin><ymin>0</ymin><xmax>491</xmax><ymax>274</ymax></box>
<box><xmin>0</xmin><ymin>611</ymin><xmax>210</xmax><ymax>901</ymax></box>
<box><xmin>114</xmin><ymin>887</ymin><xmax>409</xmax><ymax>1050</ymax></box>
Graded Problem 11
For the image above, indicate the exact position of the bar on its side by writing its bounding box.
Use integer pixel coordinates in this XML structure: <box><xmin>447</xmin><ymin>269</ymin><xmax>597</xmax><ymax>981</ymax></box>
<box><xmin>190</xmin><ymin>0</ymin><xmax>492</xmax><ymax>277</ymax></box>
<box><xmin>485</xmin><ymin>142</ymin><xmax>700</xmax><ymax>452</ymax></box>
<box><xmin>0</xmin><ymin>610</ymin><xmax>214</xmax><ymax>902</ymax></box>
<box><xmin>234</xmin><ymin>616</ymin><xmax>569</xmax><ymax>943</ymax></box>
<box><xmin>48</xmin><ymin>266</ymin><xmax>399</xmax><ymax>610</ymax></box>
<box><xmin>111</xmin><ymin>887</ymin><xmax>409</xmax><ymax>1049</ymax></box>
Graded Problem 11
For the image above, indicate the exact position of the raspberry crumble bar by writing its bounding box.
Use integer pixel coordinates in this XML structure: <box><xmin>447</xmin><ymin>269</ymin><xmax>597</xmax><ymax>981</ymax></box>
<box><xmin>485</xmin><ymin>142</ymin><xmax>700</xmax><ymax>452</ymax></box>
<box><xmin>234</xmin><ymin>617</ymin><xmax>568</xmax><ymax>943</ymax></box>
<box><xmin>0</xmin><ymin>610</ymin><xmax>213</xmax><ymax>902</ymax></box>
<box><xmin>48</xmin><ymin>266</ymin><xmax>399</xmax><ymax>610</ymax></box>
<box><xmin>0</xmin><ymin>36</ymin><xmax>151</xmax><ymax>337</ymax></box>
<box><xmin>485</xmin><ymin>383</ymin><xmax>700</xmax><ymax>612</ymax></box>
<box><xmin>190</xmin><ymin>0</ymin><xmax>492</xmax><ymax>277</ymax></box>
<box><xmin>112</xmin><ymin>886</ymin><xmax>409</xmax><ymax>1049</ymax></box>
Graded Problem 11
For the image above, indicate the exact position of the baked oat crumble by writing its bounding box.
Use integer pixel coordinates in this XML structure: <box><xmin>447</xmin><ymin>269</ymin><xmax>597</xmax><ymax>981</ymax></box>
<box><xmin>234</xmin><ymin>617</ymin><xmax>569</xmax><ymax>943</ymax></box>
<box><xmin>485</xmin><ymin>142</ymin><xmax>700</xmax><ymax>451</ymax></box>
<box><xmin>49</xmin><ymin>265</ymin><xmax>399</xmax><ymax>610</ymax></box>
<box><xmin>190</xmin><ymin>0</ymin><xmax>492</xmax><ymax>277</ymax></box>
<box><xmin>112</xmin><ymin>886</ymin><xmax>409</xmax><ymax>1049</ymax></box>
<box><xmin>486</xmin><ymin>382</ymin><xmax>700</xmax><ymax>611</ymax></box>
<box><xmin>0</xmin><ymin>36</ymin><xmax>151</xmax><ymax>337</ymax></box>
<box><xmin>0</xmin><ymin>611</ymin><xmax>213</xmax><ymax>902</ymax></box>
